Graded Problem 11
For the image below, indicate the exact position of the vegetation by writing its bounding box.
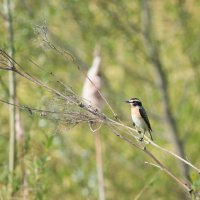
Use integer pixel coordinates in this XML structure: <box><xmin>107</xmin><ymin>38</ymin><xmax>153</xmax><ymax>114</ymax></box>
<box><xmin>0</xmin><ymin>0</ymin><xmax>200</xmax><ymax>199</ymax></box>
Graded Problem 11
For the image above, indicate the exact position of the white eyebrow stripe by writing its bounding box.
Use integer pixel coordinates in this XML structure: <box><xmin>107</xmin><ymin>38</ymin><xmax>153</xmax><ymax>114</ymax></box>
<box><xmin>131</xmin><ymin>99</ymin><xmax>141</xmax><ymax>102</ymax></box>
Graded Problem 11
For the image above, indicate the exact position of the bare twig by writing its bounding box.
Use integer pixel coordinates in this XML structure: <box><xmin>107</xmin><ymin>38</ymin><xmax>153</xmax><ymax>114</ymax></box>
<box><xmin>108</xmin><ymin>124</ymin><xmax>192</xmax><ymax>193</ymax></box>
<box><xmin>148</xmin><ymin>139</ymin><xmax>200</xmax><ymax>174</ymax></box>
<box><xmin>33</xmin><ymin>25</ymin><xmax>118</xmax><ymax>119</ymax></box>
<box><xmin>144</xmin><ymin>148</ymin><xmax>191</xmax><ymax>192</ymax></box>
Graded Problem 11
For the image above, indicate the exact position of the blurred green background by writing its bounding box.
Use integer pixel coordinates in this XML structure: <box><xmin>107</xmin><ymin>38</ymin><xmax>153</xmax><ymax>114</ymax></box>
<box><xmin>0</xmin><ymin>0</ymin><xmax>200</xmax><ymax>199</ymax></box>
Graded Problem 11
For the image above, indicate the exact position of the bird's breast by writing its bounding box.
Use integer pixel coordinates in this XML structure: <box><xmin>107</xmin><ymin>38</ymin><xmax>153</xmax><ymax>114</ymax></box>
<box><xmin>131</xmin><ymin>106</ymin><xmax>141</xmax><ymax>118</ymax></box>
<box><xmin>131</xmin><ymin>106</ymin><xmax>148</xmax><ymax>130</ymax></box>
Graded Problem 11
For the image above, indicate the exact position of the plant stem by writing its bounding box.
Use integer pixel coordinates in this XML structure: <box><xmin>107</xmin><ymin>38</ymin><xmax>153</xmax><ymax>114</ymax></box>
<box><xmin>4</xmin><ymin>0</ymin><xmax>16</xmax><ymax>196</ymax></box>
<box><xmin>94</xmin><ymin>130</ymin><xmax>105</xmax><ymax>200</ymax></box>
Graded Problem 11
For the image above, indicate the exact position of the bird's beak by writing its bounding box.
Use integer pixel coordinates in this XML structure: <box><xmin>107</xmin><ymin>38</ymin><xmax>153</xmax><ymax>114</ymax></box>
<box><xmin>125</xmin><ymin>100</ymin><xmax>130</xmax><ymax>103</ymax></box>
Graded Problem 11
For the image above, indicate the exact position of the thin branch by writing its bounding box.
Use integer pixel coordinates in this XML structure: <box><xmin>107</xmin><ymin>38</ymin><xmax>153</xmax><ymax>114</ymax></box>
<box><xmin>33</xmin><ymin>25</ymin><xmax>118</xmax><ymax>119</ymax></box>
<box><xmin>148</xmin><ymin>139</ymin><xmax>200</xmax><ymax>174</ymax></box>
<box><xmin>110</xmin><ymin>118</ymin><xmax>200</xmax><ymax>173</ymax></box>
<box><xmin>144</xmin><ymin>148</ymin><xmax>191</xmax><ymax>192</ymax></box>
<box><xmin>108</xmin><ymin>125</ymin><xmax>192</xmax><ymax>193</ymax></box>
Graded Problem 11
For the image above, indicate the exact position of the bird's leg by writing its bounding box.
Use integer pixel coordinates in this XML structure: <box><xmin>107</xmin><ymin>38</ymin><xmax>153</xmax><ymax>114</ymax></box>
<box><xmin>134</xmin><ymin>125</ymin><xmax>144</xmax><ymax>141</ymax></box>
<box><xmin>137</xmin><ymin>129</ymin><xmax>142</xmax><ymax>138</ymax></box>
<box><xmin>133</xmin><ymin>125</ymin><xmax>142</xmax><ymax>141</ymax></box>
<box><xmin>134</xmin><ymin>124</ymin><xmax>142</xmax><ymax>135</ymax></box>
<box><xmin>133</xmin><ymin>124</ymin><xmax>141</xmax><ymax>135</ymax></box>
<box><xmin>139</xmin><ymin>131</ymin><xmax>145</xmax><ymax>141</ymax></box>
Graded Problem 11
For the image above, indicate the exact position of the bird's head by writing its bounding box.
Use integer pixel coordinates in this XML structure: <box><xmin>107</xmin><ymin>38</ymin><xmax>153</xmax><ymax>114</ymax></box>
<box><xmin>125</xmin><ymin>97</ymin><xmax>142</xmax><ymax>106</ymax></box>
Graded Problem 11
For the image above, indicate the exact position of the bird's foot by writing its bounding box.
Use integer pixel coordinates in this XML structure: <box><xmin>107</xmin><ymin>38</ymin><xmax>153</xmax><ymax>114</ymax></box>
<box><xmin>139</xmin><ymin>137</ymin><xmax>144</xmax><ymax>142</ymax></box>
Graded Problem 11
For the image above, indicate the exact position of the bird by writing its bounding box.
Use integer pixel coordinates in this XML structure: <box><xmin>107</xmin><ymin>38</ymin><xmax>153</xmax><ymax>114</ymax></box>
<box><xmin>125</xmin><ymin>97</ymin><xmax>153</xmax><ymax>141</ymax></box>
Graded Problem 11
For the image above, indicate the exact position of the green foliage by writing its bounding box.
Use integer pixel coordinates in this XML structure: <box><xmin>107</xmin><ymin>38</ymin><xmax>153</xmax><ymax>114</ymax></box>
<box><xmin>191</xmin><ymin>172</ymin><xmax>200</xmax><ymax>192</ymax></box>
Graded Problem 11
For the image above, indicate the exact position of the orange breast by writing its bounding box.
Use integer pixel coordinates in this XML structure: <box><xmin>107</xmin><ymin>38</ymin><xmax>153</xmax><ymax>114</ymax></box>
<box><xmin>131</xmin><ymin>106</ymin><xmax>141</xmax><ymax>118</ymax></box>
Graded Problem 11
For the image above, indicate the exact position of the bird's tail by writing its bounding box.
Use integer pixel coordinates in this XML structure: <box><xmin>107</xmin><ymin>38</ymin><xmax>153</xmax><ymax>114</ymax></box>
<box><xmin>149</xmin><ymin>130</ymin><xmax>153</xmax><ymax>141</ymax></box>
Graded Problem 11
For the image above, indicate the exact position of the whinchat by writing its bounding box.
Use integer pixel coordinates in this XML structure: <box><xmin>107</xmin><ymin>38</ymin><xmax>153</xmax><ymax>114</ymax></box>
<box><xmin>125</xmin><ymin>97</ymin><xmax>153</xmax><ymax>141</ymax></box>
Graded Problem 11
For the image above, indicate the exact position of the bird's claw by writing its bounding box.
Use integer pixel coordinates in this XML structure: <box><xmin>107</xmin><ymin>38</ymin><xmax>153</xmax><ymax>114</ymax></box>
<box><xmin>139</xmin><ymin>137</ymin><xmax>144</xmax><ymax>142</ymax></box>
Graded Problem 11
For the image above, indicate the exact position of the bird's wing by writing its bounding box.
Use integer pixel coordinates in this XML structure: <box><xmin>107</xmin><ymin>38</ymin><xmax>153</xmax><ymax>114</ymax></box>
<box><xmin>139</xmin><ymin>107</ymin><xmax>152</xmax><ymax>131</ymax></box>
